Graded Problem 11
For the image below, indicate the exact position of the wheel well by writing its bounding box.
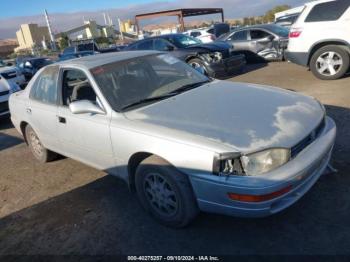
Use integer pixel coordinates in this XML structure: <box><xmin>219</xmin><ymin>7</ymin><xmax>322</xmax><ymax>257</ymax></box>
<box><xmin>20</xmin><ymin>121</ymin><xmax>29</xmax><ymax>144</ymax></box>
<box><xmin>128</xmin><ymin>152</ymin><xmax>152</xmax><ymax>191</ymax></box>
<box><xmin>308</xmin><ymin>41</ymin><xmax>350</xmax><ymax>66</ymax></box>
<box><xmin>185</xmin><ymin>55</ymin><xmax>198</xmax><ymax>63</ymax></box>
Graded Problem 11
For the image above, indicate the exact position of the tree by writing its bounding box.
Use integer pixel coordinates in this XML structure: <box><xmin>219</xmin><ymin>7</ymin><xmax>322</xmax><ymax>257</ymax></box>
<box><xmin>59</xmin><ymin>34</ymin><xmax>69</xmax><ymax>50</ymax></box>
<box><xmin>264</xmin><ymin>5</ymin><xmax>291</xmax><ymax>22</ymax></box>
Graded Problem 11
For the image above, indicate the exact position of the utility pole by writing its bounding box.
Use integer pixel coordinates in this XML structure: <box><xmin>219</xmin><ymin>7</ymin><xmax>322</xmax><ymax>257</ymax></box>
<box><xmin>44</xmin><ymin>9</ymin><xmax>56</xmax><ymax>51</ymax></box>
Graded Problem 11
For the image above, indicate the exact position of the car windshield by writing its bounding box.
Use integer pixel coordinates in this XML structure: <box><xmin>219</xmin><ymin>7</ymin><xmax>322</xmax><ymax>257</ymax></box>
<box><xmin>169</xmin><ymin>35</ymin><xmax>202</xmax><ymax>48</ymax></box>
<box><xmin>265</xmin><ymin>25</ymin><xmax>289</xmax><ymax>37</ymax></box>
<box><xmin>91</xmin><ymin>54</ymin><xmax>210</xmax><ymax>111</ymax></box>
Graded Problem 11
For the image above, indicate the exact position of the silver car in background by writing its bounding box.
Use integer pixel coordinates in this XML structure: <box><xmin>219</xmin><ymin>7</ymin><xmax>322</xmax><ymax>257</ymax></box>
<box><xmin>217</xmin><ymin>24</ymin><xmax>290</xmax><ymax>62</ymax></box>
<box><xmin>9</xmin><ymin>51</ymin><xmax>336</xmax><ymax>227</ymax></box>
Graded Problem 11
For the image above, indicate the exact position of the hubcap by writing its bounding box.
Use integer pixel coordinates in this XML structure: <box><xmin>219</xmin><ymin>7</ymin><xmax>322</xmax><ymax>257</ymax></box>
<box><xmin>144</xmin><ymin>173</ymin><xmax>178</xmax><ymax>217</ymax></box>
<box><xmin>29</xmin><ymin>131</ymin><xmax>43</xmax><ymax>157</ymax></box>
<box><xmin>316</xmin><ymin>51</ymin><xmax>343</xmax><ymax>76</ymax></box>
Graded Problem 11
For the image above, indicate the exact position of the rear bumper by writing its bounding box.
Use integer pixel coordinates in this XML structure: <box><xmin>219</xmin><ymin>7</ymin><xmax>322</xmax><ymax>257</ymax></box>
<box><xmin>206</xmin><ymin>54</ymin><xmax>246</xmax><ymax>78</ymax></box>
<box><xmin>285</xmin><ymin>51</ymin><xmax>309</xmax><ymax>67</ymax></box>
<box><xmin>188</xmin><ymin>116</ymin><xmax>336</xmax><ymax>217</ymax></box>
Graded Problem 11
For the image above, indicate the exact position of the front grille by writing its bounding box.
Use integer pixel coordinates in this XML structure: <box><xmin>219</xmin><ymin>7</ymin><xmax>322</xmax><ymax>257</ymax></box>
<box><xmin>0</xmin><ymin>101</ymin><xmax>9</xmax><ymax>113</ymax></box>
<box><xmin>1</xmin><ymin>71</ymin><xmax>17</xmax><ymax>80</ymax></box>
<box><xmin>291</xmin><ymin>117</ymin><xmax>326</xmax><ymax>158</ymax></box>
<box><xmin>0</xmin><ymin>90</ymin><xmax>10</xmax><ymax>96</ymax></box>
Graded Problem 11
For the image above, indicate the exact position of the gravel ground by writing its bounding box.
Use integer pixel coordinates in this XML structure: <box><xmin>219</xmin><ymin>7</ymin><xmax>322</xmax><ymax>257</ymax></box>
<box><xmin>0</xmin><ymin>62</ymin><xmax>349</xmax><ymax>256</ymax></box>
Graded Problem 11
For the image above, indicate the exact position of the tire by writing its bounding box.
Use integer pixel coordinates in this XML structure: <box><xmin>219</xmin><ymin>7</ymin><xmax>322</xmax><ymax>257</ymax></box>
<box><xmin>25</xmin><ymin>125</ymin><xmax>57</xmax><ymax>163</ymax></box>
<box><xmin>187</xmin><ymin>58</ymin><xmax>209</xmax><ymax>76</ymax></box>
<box><xmin>135</xmin><ymin>155</ymin><xmax>199</xmax><ymax>228</ymax></box>
<box><xmin>310</xmin><ymin>45</ymin><xmax>350</xmax><ymax>80</ymax></box>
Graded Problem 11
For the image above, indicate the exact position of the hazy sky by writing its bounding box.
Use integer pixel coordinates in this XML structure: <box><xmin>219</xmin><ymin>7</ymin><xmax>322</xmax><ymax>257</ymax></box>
<box><xmin>0</xmin><ymin>0</ymin><xmax>306</xmax><ymax>39</ymax></box>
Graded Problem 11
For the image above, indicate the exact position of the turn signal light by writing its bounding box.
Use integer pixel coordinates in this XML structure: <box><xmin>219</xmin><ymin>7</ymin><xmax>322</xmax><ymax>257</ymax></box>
<box><xmin>228</xmin><ymin>185</ymin><xmax>293</xmax><ymax>202</ymax></box>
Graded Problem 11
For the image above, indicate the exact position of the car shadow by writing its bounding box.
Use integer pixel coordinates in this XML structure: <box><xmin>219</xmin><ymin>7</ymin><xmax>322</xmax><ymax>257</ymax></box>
<box><xmin>0</xmin><ymin>117</ymin><xmax>14</xmax><ymax>131</ymax></box>
<box><xmin>0</xmin><ymin>132</ymin><xmax>23</xmax><ymax>151</ymax></box>
<box><xmin>0</xmin><ymin>104</ymin><xmax>349</xmax><ymax>255</ymax></box>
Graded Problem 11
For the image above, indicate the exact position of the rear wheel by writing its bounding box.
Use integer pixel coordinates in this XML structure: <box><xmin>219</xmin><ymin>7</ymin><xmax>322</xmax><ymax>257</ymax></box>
<box><xmin>25</xmin><ymin>125</ymin><xmax>57</xmax><ymax>163</ymax></box>
<box><xmin>135</xmin><ymin>155</ymin><xmax>198</xmax><ymax>228</ymax></box>
<box><xmin>310</xmin><ymin>45</ymin><xmax>350</xmax><ymax>80</ymax></box>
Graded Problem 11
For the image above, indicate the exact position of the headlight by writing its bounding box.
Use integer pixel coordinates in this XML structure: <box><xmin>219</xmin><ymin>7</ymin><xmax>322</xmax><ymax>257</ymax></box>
<box><xmin>241</xmin><ymin>148</ymin><xmax>290</xmax><ymax>176</ymax></box>
<box><xmin>202</xmin><ymin>52</ymin><xmax>223</xmax><ymax>63</ymax></box>
<box><xmin>213</xmin><ymin>148</ymin><xmax>290</xmax><ymax>177</ymax></box>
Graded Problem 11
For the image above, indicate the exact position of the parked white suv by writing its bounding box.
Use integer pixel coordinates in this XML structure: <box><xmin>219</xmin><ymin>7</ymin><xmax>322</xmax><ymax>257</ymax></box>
<box><xmin>0</xmin><ymin>62</ymin><xmax>25</xmax><ymax>117</ymax></box>
<box><xmin>286</xmin><ymin>0</ymin><xmax>350</xmax><ymax>80</ymax></box>
<box><xmin>184</xmin><ymin>29</ymin><xmax>216</xmax><ymax>43</ymax></box>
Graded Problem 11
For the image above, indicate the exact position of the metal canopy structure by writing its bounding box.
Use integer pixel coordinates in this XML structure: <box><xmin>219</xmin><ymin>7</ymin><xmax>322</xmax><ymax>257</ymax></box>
<box><xmin>135</xmin><ymin>8</ymin><xmax>224</xmax><ymax>33</ymax></box>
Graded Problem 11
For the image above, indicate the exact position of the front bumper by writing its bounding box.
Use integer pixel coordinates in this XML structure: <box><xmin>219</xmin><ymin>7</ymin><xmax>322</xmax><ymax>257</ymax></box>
<box><xmin>189</xmin><ymin>116</ymin><xmax>336</xmax><ymax>217</ymax></box>
<box><xmin>205</xmin><ymin>54</ymin><xmax>246</xmax><ymax>78</ymax></box>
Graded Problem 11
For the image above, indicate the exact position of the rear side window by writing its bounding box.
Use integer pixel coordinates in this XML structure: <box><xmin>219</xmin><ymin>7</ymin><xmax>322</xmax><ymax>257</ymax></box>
<box><xmin>228</xmin><ymin>30</ymin><xmax>248</xmax><ymax>41</ymax></box>
<box><xmin>250</xmin><ymin>30</ymin><xmax>271</xmax><ymax>40</ymax></box>
<box><xmin>30</xmin><ymin>66</ymin><xmax>59</xmax><ymax>104</ymax></box>
<box><xmin>305</xmin><ymin>1</ymin><xmax>349</xmax><ymax>22</ymax></box>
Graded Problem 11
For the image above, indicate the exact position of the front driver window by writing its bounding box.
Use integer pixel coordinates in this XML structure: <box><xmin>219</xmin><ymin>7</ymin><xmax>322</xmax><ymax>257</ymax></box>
<box><xmin>229</xmin><ymin>30</ymin><xmax>248</xmax><ymax>41</ymax></box>
<box><xmin>30</xmin><ymin>65</ymin><xmax>59</xmax><ymax>104</ymax></box>
<box><xmin>62</xmin><ymin>69</ymin><xmax>97</xmax><ymax>106</ymax></box>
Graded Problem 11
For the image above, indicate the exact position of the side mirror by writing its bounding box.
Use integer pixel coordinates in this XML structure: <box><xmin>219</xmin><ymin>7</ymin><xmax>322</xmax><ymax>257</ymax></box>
<box><xmin>69</xmin><ymin>100</ymin><xmax>105</xmax><ymax>115</ymax></box>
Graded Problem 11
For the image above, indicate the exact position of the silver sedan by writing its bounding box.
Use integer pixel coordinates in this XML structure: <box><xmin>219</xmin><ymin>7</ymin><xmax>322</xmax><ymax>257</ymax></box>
<box><xmin>9</xmin><ymin>51</ymin><xmax>336</xmax><ymax>227</ymax></box>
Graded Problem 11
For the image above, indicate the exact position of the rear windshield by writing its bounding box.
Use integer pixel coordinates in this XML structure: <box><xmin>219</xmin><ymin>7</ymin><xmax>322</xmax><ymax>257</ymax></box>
<box><xmin>305</xmin><ymin>1</ymin><xmax>349</xmax><ymax>22</ymax></box>
<box><xmin>265</xmin><ymin>25</ymin><xmax>289</xmax><ymax>37</ymax></box>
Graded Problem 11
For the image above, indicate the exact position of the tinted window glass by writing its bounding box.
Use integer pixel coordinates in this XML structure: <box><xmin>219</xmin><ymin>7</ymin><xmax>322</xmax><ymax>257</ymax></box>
<box><xmin>250</xmin><ymin>30</ymin><xmax>271</xmax><ymax>40</ymax></box>
<box><xmin>228</xmin><ymin>30</ymin><xmax>248</xmax><ymax>41</ymax></box>
<box><xmin>154</xmin><ymin>39</ymin><xmax>171</xmax><ymax>51</ymax></box>
<box><xmin>190</xmin><ymin>32</ymin><xmax>201</xmax><ymax>37</ymax></box>
<box><xmin>137</xmin><ymin>40</ymin><xmax>153</xmax><ymax>50</ymax></box>
<box><xmin>207</xmin><ymin>28</ymin><xmax>214</xmax><ymax>34</ymax></box>
<box><xmin>62</xmin><ymin>69</ymin><xmax>96</xmax><ymax>106</ymax></box>
<box><xmin>30</xmin><ymin>66</ymin><xmax>59</xmax><ymax>104</ymax></box>
<box><xmin>305</xmin><ymin>1</ymin><xmax>349</xmax><ymax>22</ymax></box>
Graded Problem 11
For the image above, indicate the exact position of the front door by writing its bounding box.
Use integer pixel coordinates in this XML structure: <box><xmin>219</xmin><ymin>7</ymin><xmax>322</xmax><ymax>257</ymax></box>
<box><xmin>56</xmin><ymin>68</ymin><xmax>114</xmax><ymax>170</ymax></box>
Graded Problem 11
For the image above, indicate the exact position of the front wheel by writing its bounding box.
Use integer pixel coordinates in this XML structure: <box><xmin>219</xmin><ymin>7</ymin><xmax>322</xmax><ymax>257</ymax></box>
<box><xmin>310</xmin><ymin>45</ymin><xmax>350</xmax><ymax>80</ymax></box>
<box><xmin>135</xmin><ymin>155</ymin><xmax>199</xmax><ymax>228</ymax></box>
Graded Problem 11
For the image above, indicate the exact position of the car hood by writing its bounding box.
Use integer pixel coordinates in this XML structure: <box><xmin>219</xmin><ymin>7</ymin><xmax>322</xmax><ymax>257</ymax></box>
<box><xmin>185</xmin><ymin>41</ymin><xmax>231</xmax><ymax>52</ymax></box>
<box><xmin>124</xmin><ymin>81</ymin><xmax>324</xmax><ymax>153</ymax></box>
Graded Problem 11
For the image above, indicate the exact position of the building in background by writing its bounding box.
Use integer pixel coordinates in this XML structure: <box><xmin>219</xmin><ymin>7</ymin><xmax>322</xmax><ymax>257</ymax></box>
<box><xmin>15</xmin><ymin>24</ymin><xmax>50</xmax><ymax>53</ymax></box>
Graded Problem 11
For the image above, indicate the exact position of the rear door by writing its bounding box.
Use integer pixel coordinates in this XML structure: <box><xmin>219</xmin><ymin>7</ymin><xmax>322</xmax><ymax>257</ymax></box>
<box><xmin>27</xmin><ymin>65</ymin><xmax>60</xmax><ymax>151</ymax></box>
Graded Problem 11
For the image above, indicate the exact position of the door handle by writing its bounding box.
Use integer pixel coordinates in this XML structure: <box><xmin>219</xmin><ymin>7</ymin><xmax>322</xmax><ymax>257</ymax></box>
<box><xmin>58</xmin><ymin>116</ymin><xmax>66</xmax><ymax>124</ymax></box>
<box><xmin>26</xmin><ymin>108</ymin><xmax>31</xmax><ymax>114</ymax></box>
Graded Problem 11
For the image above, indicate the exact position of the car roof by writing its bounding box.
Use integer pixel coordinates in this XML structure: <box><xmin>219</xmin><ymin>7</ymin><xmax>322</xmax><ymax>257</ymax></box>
<box><xmin>55</xmin><ymin>50</ymin><xmax>162</xmax><ymax>69</ymax></box>
<box><xmin>232</xmin><ymin>24</ymin><xmax>279</xmax><ymax>31</ymax></box>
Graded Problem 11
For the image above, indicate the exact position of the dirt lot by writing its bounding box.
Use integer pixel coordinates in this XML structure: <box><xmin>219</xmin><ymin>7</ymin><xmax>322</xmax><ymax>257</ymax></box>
<box><xmin>0</xmin><ymin>62</ymin><xmax>350</xmax><ymax>256</ymax></box>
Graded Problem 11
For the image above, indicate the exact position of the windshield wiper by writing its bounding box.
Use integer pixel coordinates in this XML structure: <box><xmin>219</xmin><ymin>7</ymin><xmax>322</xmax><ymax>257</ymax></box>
<box><xmin>121</xmin><ymin>93</ymin><xmax>176</xmax><ymax>111</ymax></box>
<box><xmin>168</xmin><ymin>80</ymin><xmax>211</xmax><ymax>95</ymax></box>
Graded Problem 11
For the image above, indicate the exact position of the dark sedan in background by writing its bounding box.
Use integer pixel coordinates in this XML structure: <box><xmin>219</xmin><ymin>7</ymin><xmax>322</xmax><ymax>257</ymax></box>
<box><xmin>124</xmin><ymin>34</ymin><xmax>246</xmax><ymax>78</ymax></box>
<box><xmin>217</xmin><ymin>24</ymin><xmax>289</xmax><ymax>63</ymax></box>
<box><xmin>16</xmin><ymin>57</ymin><xmax>53</xmax><ymax>81</ymax></box>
